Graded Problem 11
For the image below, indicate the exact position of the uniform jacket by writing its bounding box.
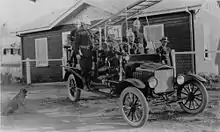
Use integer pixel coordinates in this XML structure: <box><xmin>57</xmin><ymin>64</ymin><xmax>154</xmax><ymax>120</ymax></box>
<box><xmin>156</xmin><ymin>46</ymin><xmax>171</xmax><ymax>65</ymax></box>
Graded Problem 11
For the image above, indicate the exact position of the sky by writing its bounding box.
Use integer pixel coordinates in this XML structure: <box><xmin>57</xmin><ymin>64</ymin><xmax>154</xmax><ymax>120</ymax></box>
<box><xmin>0</xmin><ymin>0</ymin><xmax>77</xmax><ymax>31</ymax></box>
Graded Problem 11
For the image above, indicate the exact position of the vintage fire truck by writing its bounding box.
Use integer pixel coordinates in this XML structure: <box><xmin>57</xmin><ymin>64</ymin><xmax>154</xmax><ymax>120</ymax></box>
<box><xmin>62</xmin><ymin>0</ymin><xmax>209</xmax><ymax>127</ymax></box>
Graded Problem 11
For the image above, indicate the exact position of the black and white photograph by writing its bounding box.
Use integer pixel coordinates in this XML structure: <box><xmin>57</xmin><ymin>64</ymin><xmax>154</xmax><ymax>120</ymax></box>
<box><xmin>0</xmin><ymin>0</ymin><xmax>220</xmax><ymax>131</ymax></box>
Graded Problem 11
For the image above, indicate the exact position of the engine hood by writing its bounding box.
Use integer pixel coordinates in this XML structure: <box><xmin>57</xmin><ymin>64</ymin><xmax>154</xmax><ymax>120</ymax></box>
<box><xmin>139</xmin><ymin>62</ymin><xmax>173</xmax><ymax>72</ymax></box>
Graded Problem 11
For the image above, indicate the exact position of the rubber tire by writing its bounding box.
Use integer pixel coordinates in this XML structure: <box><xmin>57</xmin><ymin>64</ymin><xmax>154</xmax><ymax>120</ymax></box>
<box><xmin>119</xmin><ymin>87</ymin><xmax>149</xmax><ymax>128</ymax></box>
<box><xmin>67</xmin><ymin>74</ymin><xmax>81</xmax><ymax>102</ymax></box>
<box><xmin>178</xmin><ymin>81</ymin><xmax>209</xmax><ymax>114</ymax></box>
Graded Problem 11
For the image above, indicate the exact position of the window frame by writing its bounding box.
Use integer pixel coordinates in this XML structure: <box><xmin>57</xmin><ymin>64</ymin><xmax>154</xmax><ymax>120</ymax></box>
<box><xmin>143</xmin><ymin>24</ymin><xmax>164</xmax><ymax>48</ymax></box>
<box><xmin>108</xmin><ymin>25</ymin><xmax>122</xmax><ymax>41</ymax></box>
<box><xmin>35</xmin><ymin>37</ymin><xmax>49</xmax><ymax>67</ymax></box>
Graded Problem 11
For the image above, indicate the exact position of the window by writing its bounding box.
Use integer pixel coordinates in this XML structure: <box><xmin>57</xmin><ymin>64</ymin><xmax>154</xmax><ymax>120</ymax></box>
<box><xmin>143</xmin><ymin>24</ymin><xmax>164</xmax><ymax>49</ymax></box>
<box><xmin>3</xmin><ymin>49</ymin><xmax>7</xmax><ymax>55</ymax></box>
<box><xmin>108</xmin><ymin>25</ymin><xmax>122</xmax><ymax>41</ymax></box>
<box><xmin>12</xmin><ymin>48</ymin><xmax>17</xmax><ymax>55</ymax></box>
<box><xmin>203</xmin><ymin>24</ymin><xmax>211</xmax><ymax>60</ymax></box>
<box><xmin>35</xmin><ymin>38</ymin><xmax>48</xmax><ymax>67</ymax></box>
<box><xmin>10</xmin><ymin>48</ymin><xmax>13</xmax><ymax>55</ymax></box>
<box><xmin>13</xmin><ymin>49</ymin><xmax>20</xmax><ymax>55</ymax></box>
<box><xmin>62</xmin><ymin>31</ymin><xmax>71</xmax><ymax>46</ymax></box>
<box><xmin>6</xmin><ymin>48</ymin><xmax>10</xmax><ymax>55</ymax></box>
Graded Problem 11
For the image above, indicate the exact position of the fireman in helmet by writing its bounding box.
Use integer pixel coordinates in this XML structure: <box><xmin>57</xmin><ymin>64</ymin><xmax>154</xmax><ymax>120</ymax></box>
<box><xmin>74</xmin><ymin>16</ymin><xmax>96</xmax><ymax>90</ymax></box>
<box><xmin>68</xmin><ymin>20</ymin><xmax>81</xmax><ymax>66</ymax></box>
<box><xmin>132</xmin><ymin>19</ymin><xmax>146</xmax><ymax>54</ymax></box>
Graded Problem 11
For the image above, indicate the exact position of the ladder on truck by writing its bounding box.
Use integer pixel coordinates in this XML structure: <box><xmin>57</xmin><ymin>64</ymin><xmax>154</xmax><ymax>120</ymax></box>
<box><xmin>90</xmin><ymin>0</ymin><xmax>162</xmax><ymax>29</ymax></box>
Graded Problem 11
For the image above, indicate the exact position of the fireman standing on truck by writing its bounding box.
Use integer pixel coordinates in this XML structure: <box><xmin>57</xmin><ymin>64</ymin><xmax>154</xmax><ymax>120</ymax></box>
<box><xmin>156</xmin><ymin>36</ymin><xmax>172</xmax><ymax>66</ymax></box>
<box><xmin>68</xmin><ymin>20</ymin><xmax>81</xmax><ymax>66</ymax></box>
<box><xmin>132</xmin><ymin>19</ymin><xmax>146</xmax><ymax>54</ymax></box>
<box><xmin>74</xmin><ymin>16</ymin><xmax>96</xmax><ymax>91</ymax></box>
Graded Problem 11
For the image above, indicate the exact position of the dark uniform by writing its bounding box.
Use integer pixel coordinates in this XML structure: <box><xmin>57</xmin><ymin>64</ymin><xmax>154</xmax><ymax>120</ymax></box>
<box><xmin>133</xmin><ymin>29</ymin><xmax>147</xmax><ymax>54</ymax></box>
<box><xmin>156</xmin><ymin>37</ymin><xmax>171</xmax><ymax>66</ymax></box>
<box><xmin>69</xmin><ymin>28</ymin><xmax>79</xmax><ymax>66</ymax></box>
<box><xmin>75</xmin><ymin>26</ymin><xmax>96</xmax><ymax>88</ymax></box>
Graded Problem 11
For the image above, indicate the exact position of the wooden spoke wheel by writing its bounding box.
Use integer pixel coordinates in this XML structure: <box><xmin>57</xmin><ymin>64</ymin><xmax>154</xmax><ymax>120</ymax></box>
<box><xmin>178</xmin><ymin>81</ymin><xmax>209</xmax><ymax>114</ymax></box>
<box><xmin>67</xmin><ymin>74</ymin><xmax>81</xmax><ymax>102</ymax></box>
<box><xmin>119</xmin><ymin>87</ymin><xmax>149</xmax><ymax>127</ymax></box>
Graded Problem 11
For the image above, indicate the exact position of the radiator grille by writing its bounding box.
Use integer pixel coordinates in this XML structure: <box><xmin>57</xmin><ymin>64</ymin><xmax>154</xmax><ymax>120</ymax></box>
<box><xmin>133</xmin><ymin>71</ymin><xmax>153</xmax><ymax>83</ymax></box>
<box><xmin>154</xmin><ymin>69</ymin><xmax>174</xmax><ymax>93</ymax></box>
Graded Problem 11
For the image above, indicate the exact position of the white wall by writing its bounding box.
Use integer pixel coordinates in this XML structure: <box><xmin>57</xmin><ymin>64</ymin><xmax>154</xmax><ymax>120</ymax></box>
<box><xmin>194</xmin><ymin>0</ymin><xmax>220</xmax><ymax>74</ymax></box>
<box><xmin>1</xmin><ymin>54</ymin><xmax>21</xmax><ymax>64</ymax></box>
<box><xmin>0</xmin><ymin>50</ymin><xmax>22</xmax><ymax>77</ymax></box>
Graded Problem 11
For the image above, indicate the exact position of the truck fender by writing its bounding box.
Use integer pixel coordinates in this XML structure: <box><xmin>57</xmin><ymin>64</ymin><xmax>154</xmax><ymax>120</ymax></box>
<box><xmin>184</xmin><ymin>73</ymin><xmax>207</xmax><ymax>83</ymax></box>
<box><xmin>122</xmin><ymin>78</ymin><xmax>146</xmax><ymax>89</ymax></box>
<box><xmin>114</xmin><ymin>78</ymin><xmax>145</xmax><ymax>95</ymax></box>
<box><xmin>64</xmin><ymin>69</ymin><xmax>84</xmax><ymax>88</ymax></box>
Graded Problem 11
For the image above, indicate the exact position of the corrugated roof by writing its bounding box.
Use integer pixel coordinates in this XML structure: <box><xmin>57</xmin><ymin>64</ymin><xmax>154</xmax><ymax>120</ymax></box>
<box><xmin>139</xmin><ymin>0</ymin><xmax>205</xmax><ymax>16</ymax></box>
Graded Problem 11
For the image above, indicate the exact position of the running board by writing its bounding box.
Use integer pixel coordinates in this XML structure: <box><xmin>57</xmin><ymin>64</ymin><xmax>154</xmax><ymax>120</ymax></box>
<box><xmin>90</xmin><ymin>82</ymin><xmax>106</xmax><ymax>86</ymax></box>
<box><xmin>92</xmin><ymin>90</ymin><xmax>113</xmax><ymax>97</ymax></box>
<box><xmin>150</xmin><ymin>98</ymin><xmax>184</xmax><ymax>106</ymax></box>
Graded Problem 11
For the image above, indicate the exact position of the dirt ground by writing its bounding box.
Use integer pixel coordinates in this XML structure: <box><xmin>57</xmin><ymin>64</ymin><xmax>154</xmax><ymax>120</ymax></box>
<box><xmin>0</xmin><ymin>83</ymin><xmax>220</xmax><ymax>132</ymax></box>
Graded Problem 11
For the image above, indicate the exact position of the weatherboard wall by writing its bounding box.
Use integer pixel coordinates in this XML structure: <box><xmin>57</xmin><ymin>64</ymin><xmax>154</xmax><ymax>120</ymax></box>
<box><xmin>21</xmin><ymin>24</ymin><xmax>75</xmax><ymax>83</ymax></box>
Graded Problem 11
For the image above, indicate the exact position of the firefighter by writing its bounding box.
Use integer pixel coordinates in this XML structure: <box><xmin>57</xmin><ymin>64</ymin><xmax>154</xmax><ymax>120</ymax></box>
<box><xmin>132</xmin><ymin>19</ymin><xmax>146</xmax><ymax>54</ymax></box>
<box><xmin>75</xmin><ymin>17</ymin><xmax>96</xmax><ymax>91</ymax></box>
<box><xmin>68</xmin><ymin>20</ymin><xmax>81</xmax><ymax>66</ymax></box>
<box><xmin>156</xmin><ymin>36</ymin><xmax>172</xmax><ymax>66</ymax></box>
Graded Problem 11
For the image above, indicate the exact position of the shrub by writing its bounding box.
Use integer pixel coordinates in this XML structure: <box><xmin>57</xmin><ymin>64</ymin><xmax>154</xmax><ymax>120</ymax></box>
<box><xmin>14</xmin><ymin>76</ymin><xmax>25</xmax><ymax>84</ymax></box>
<box><xmin>198</xmin><ymin>72</ymin><xmax>220</xmax><ymax>87</ymax></box>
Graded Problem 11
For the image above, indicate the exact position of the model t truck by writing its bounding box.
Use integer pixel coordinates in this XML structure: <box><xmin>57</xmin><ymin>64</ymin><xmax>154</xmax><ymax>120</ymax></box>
<box><xmin>63</xmin><ymin>44</ymin><xmax>208</xmax><ymax>127</ymax></box>
<box><xmin>63</xmin><ymin>0</ymin><xmax>209</xmax><ymax>127</ymax></box>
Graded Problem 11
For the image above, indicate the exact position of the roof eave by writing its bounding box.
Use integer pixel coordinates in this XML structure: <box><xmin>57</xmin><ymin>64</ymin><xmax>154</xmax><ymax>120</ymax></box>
<box><xmin>137</xmin><ymin>5</ymin><xmax>201</xmax><ymax>17</ymax></box>
<box><xmin>16</xmin><ymin>0</ymin><xmax>85</xmax><ymax>35</ymax></box>
<box><xmin>16</xmin><ymin>26</ymin><xmax>51</xmax><ymax>35</ymax></box>
<box><xmin>49</xmin><ymin>0</ymin><xmax>85</xmax><ymax>29</ymax></box>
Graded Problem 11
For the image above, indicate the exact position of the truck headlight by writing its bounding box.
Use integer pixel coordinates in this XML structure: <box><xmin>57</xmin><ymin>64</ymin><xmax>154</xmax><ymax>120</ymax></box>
<box><xmin>177</xmin><ymin>75</ymin><xmax>184</xmax><ymax>85</ymax></box>
<box><xmin>148</xmin><ymin>77</ymin><xmax>158</xmax><ymax>88</ymax></box>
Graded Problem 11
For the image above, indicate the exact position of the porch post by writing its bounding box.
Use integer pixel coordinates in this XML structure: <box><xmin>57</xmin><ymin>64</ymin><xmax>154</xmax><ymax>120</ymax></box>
<box><xmin>26</xmin><ymin>58</ymin><xmax>31</xmax><ymax>84</ymax></box>
<box><xmin>62</xmin><ymin>57</ymin><xmax>66</xmax><ymax>79</ymax></box>
<box><xmin>171</xmin><ymin>49</ymin><xmax>176</xmax><ymax>77</ymax></box>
